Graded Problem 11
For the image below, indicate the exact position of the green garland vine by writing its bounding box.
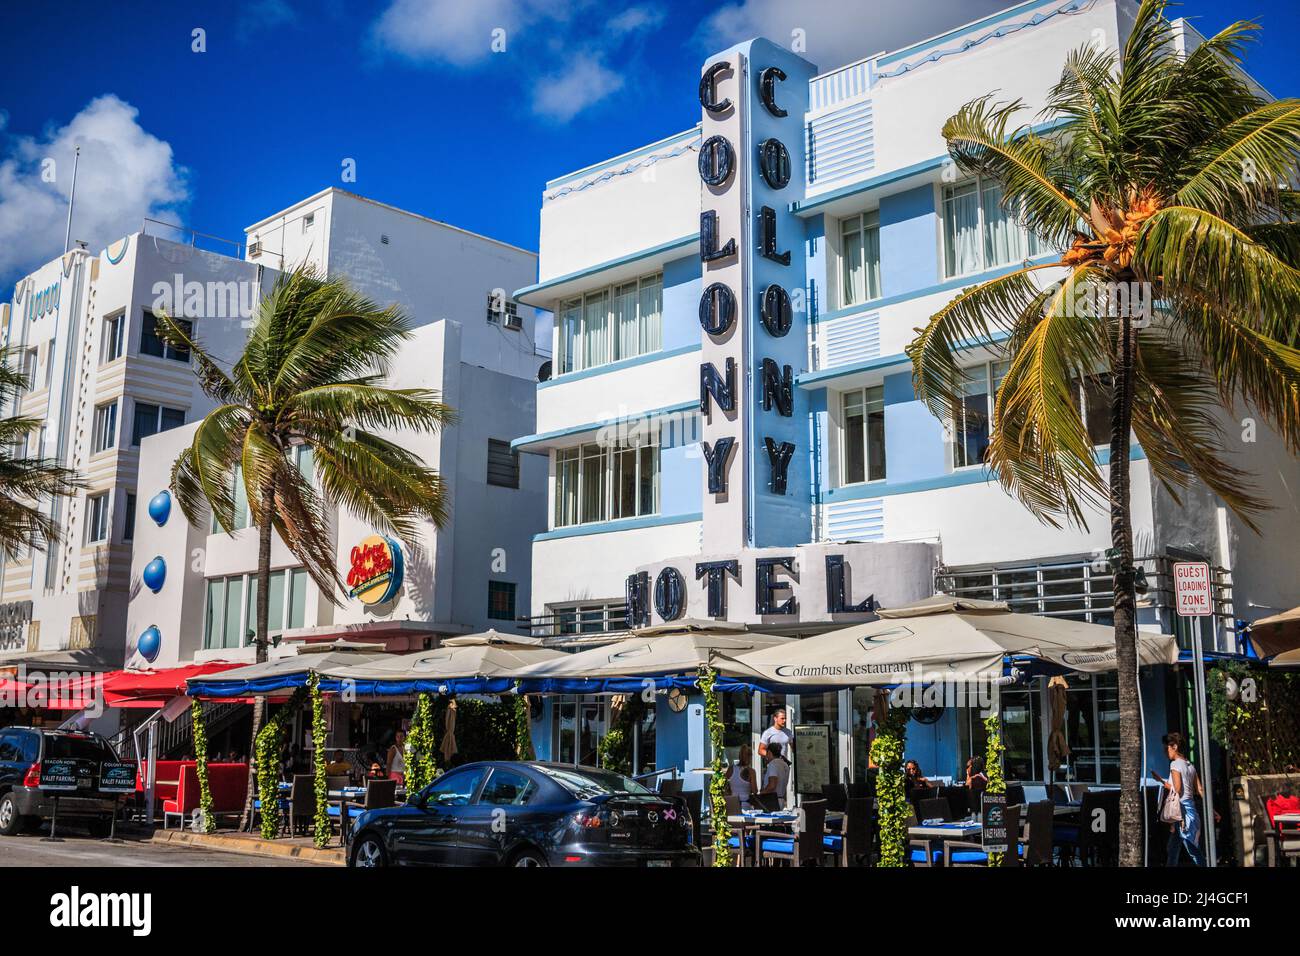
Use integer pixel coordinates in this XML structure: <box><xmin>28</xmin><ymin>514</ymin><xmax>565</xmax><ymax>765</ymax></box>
<box><xmin>309</xmin><ymin>675</ymin><xmax>330</xmax><ymax>848</ymax></box>
<box><xmin>870</xmin><ymin>701</ymin><xmax>909</xmax><ymax>867</ymax></box>
<box><xmin>405</xmin><ymin>692</ymin><xmax>439</xmax><ymax>795</ymax></box>
<box><xmin>983</xmin><ymin>711</ymin><xmax>1006</xmax><ymax>867</ymax></box>
<box><xmin>697</xmin><ymin>665</ymin><xmax>732</xmax><ymax>867</ymax></box>
<box><xmin>514</xmin><ymin>691</ymin><xmax>536</xmax><ymax>760</ymax></box>
<box><xmin>254</xmin><ymin>685</ymin><xmax>307</xmax><ymax>839</ymax></box>
<box><xmin>190</xmin><ymin>699</ymin><xmax>216</xmax><ymax>833</ymax></box>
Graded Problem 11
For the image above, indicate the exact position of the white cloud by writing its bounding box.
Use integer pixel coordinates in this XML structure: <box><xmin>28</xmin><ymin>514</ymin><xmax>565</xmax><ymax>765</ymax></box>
<box><xmin>531</xmin><ymin>54</ymin><xmax>626</xmax><ymax>123</ymax></box>
<box><xmin>238</xmin><ymin>0</ymin><xmax>298</xmax><ymax>37</ymax></box>
<box><xmin>608</xmin><ymin>6</ymin><xmax>665</xmax><ymax>36</ymax></box>
<box><xmin>0</xmin><ymin>95</ymin><xmax>188</xmax><ymax>281</ymax></box>
<box><xmin>370</xmin><ymin>0</ymin><xmax>561</xmax><ymax>67</ymax></box>
<box><xmin>697</xmin><ymin>0</ymin><xmax>1011</xmax><ymax>73</ymax></box>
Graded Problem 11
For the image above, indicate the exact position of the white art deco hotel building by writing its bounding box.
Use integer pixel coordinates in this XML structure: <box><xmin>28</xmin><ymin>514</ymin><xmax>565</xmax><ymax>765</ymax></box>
<box><xmin>513</xmin><ymin>0</ymin><xmax>1300</xmax><ymax>785</ymax></box>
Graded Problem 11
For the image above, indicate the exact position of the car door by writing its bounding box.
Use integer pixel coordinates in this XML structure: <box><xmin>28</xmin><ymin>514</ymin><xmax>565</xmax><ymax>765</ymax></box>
<box><xmin>0</xmin><ymin>732</ymin><xmax>24</xmax><ymax>791</ymax></box>
<box><xmin>391</xmin><ymin>767</ymin><xmax>487</xmax><ymax>865</ymax></box>
<box><xmin>457</xmin><ymin>767</ymin><xmax>540</xmax><ymax>866</ymax></box>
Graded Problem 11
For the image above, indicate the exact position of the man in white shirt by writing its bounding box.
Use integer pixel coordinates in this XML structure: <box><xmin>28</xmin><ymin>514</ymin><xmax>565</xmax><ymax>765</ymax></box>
<box><xmin>758</xmin><ymin>708</ymin><xmax>793</xmax><ymax>761</ymax></box>
<box><xmin>760</xmin><ymin>741</ymin><xmax>791</xmax><ymax>810</ymax></box>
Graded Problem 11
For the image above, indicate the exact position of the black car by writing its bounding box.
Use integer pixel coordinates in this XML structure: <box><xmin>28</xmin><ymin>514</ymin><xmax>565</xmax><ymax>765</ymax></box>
<box><xmin>0</xmin><ymin>727</ymin><xmax>121</xmax><ymax>837</ymax></box>
<box><xmin>347</xmin><ymin>761</ymin><xmax>701</xmax><ymax>867</ymax></box>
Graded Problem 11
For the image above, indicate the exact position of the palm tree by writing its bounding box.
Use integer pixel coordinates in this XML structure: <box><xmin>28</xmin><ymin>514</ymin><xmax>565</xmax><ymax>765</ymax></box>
<box><xmin>158</xmin><ymin>266</ymin><xmax>454</xmax><ymax>828</ymax></box>
<box><xmin>908</xmin><ymin>0</ymin><xmax>1300</xmax><ymax>866</ymax></box>
<box><xmin>0</xmin><ymin>347</ymin><xmax>82</xmax><ymax>559</ymax></box>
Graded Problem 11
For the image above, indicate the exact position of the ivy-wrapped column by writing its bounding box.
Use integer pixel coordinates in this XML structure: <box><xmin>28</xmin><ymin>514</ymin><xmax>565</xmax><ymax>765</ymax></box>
<box><xmin>190</xmin><ymin>699</ymin><xmax>216</xmax><ymax>833</ymax></box>
<box><xmin>983</xmin><ymin>711</ymin><xmax>1006</xmax><ymax>866</ymax></box>
<box><xmin>697</xmin><ymin>665</ymin><xmax>732</xmax><ymax>867</ymax></box>
<box><xmin>404</xmin><ymin>691</ymin><xmax>438</xmax><ymax>796</ymax></box>
<box><xmin>514</xmin><ymin>689</ymin><xmax>536</xmax><ymax>760</ymax></box>
<box><xmin>309</xmin><ymin>674</ymin><xmax>330</xmax><ymax>848</ymax></box>
<box><xmin>254</xmin><ymin>685</ymin><xmax>307</xmax><ymax>839</ymax></box>
<box><xmin>870</xmin><ymin>697</ymin><xmax>909</xmax><ymax>867</ymax></box>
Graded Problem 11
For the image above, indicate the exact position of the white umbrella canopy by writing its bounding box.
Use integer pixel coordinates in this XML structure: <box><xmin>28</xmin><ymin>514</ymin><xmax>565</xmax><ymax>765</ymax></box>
<box><xmin>511</xmin><ymin>624</ymin><xmax>790</xmax><ymax>681</ymax></box>
<box><xmin>186</xmin><ymin>642</ymin><xmax>390</xmax><ymax>695</ymax></box>
<box><xmin>331</xmin><ymin>637</ymin><xmax>563</xmax><ymax>682</ymax></box>
<box><xmin>710</xmin><ymin>595</ymin><xmax>1179</xmax><ymax>687</ymax></box>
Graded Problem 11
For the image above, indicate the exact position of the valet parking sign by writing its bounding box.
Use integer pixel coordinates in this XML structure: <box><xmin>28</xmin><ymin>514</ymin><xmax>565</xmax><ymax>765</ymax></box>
<box><xmin>1173</xmin><ymin>561</ymin><xmax>1213</xmax><ymax>617</ymax></box>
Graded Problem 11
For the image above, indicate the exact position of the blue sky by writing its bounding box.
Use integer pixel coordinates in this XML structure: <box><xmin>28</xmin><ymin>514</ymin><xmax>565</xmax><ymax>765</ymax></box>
<box><xmin>1</xmin><ymin>0</ymin><xmax>1296</xmax><ymax>285</ymax></box>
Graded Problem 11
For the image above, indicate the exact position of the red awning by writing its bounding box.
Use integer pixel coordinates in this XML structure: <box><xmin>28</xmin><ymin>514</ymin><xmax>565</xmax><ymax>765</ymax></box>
<box><xmin>26</xmin><ymin>662</ymin><xmax>246</xmax><ymax>710</ymax></box>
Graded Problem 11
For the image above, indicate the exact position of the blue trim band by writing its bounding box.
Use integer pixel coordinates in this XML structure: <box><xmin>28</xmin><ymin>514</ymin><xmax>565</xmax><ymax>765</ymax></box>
<box><xmin>513</xmin><ymin>398</ymin><xmax>698</xmax><ymax>451</ymax></box>
<box><xmin>513</xmin><ymin>233</ymin><xmax>699</xmax><ymax>303</ymax></box>
<box><xmin>537</xmin><ymin>343</ymin><xmax>701</xmax><ymax>391</ymax></box>
<box><xmin>534</xmin><ymin>512</ymin><xmax>701</xmax><ymax>543</ymax></box>
<box><xmin>822</xmin><ymin>446</ymin><xmax>1148</xmax><ymax>504</ymax></box>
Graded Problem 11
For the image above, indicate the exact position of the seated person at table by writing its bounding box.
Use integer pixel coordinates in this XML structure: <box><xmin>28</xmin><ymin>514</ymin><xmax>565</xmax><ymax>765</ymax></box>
<box><xmin>367</xmin><ymin>762</ymin><xmax>389</xmax><ymax>780</ymax></box>
<box><xmin>903</xmin><ymin>760</ymin><xmax>930</xmax><ymax>798</ymax></box>
<box><xmin>324</xmin><ymin>749</ymin><xmax>351</xmax><ymax>777</ymax></box>
<box><xmin>966</xmin><ymin>756</ymin><xmax>989</xmax><ymax>792</ymax></box>
<box><xmin>760</xmin><ymin>741</ymin><xmax>791</xmax><ymax>810</ymax></box>
<box><xmin>725</xmin><ymin>744</ymin><xmax>758</xmax><ymax>809</ymax></box>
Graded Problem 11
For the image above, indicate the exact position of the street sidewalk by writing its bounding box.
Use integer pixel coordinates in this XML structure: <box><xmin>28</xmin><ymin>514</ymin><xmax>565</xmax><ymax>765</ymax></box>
<box><xmin>150</xmin><ymin>828</ymin><xmax>345</xmax><ymax>865</ymax></box>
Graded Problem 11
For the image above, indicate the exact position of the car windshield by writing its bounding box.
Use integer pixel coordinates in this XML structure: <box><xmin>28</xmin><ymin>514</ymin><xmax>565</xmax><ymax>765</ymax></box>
<box><xmin>44</xmin><ymin>734</ymin><xmax>114</xmax><ymax>762</ymax></box>
<box><xmin>537</xmin><ymin>765</ymin><xmax>652</xmax><ymax>798</ymax></box>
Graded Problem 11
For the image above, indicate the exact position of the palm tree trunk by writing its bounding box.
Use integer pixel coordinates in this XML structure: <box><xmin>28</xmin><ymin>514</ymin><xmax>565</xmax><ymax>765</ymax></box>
<box><xmin>239</xmin><ymin>477</ymin><xmax>278</xmax><ymax>830</ymax></box>
<box><xmin>1109</xmin><ymin>310</ymin><xmax>1144</xmax><ymax>867</ymax></box>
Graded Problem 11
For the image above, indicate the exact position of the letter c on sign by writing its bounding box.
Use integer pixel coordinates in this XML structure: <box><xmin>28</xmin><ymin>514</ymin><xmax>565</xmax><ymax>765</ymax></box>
<box><xmin>759</xmin><ymin>66</ymin><xmax>788</xmax><ymax>117</ymax></box>
<box><xmin>699</xmin><ymin>61</ymin><xmax>732</xmax><ymax>114</ymax></box>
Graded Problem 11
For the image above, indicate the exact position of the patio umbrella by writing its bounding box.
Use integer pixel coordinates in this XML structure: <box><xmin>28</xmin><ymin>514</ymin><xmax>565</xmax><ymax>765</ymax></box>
<box><xmin>1250</xmin><ymin>607</ymin><xmax>1300</xmax><ymax>658</ymax></box>
<box><xmin>1268</xmin><ymin>647</ymin><xmax>1300</xmax><ymax>668</ymax></box>
<box><xmin>510</xmin><ymin>621</ymin><xmax>790</xmax><ymax>690</ymax></box>
<box><xmin>710</xmin><ymin>595</ymin><xmax>1180</xmax><ymax>687</ymax></box>
<box><xmin>440</xmin><ymin>698</ymin><xmax>458</xmax><ymax>762</ymax></box>
<box><xmin>1047</xmin><ymin>675</ymin><xmax>1071</xmax><ymax>780</ymax></box>
<box><xmin>324</xmin><ymin>631</ymin><xmax>564</xmax><ymax>695</ymax></box>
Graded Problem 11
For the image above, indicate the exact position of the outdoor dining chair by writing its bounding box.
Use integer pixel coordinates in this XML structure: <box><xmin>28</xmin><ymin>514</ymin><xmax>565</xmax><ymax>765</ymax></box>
<box><xmin>326</xmin><ymin>774</ymin><xmax>350</xmax><ymax>793</ymax></box>
<box><xmin>332</xmin><ymin>777</ymin><xmax>398</xmax><ymax>845</ymax></box>
<box><xmin>939</xmin><ymin>785</ymin><xmax>968</xmax><ymax>821</ymax></box>
<box><xmin>751</xmin><ymin>791</ymin><xmax>780</xmax><ymax>812</ymax></box>
<box><xmin>943</xmin><ymin>803</ymin><xmax>1023</xmax><ymax>867</ymax></box>
<box><xmin>821</xmin><ymin>783</ymin><xmax>847</xmax><ymax>812</ymax></box>
<box><xmin>658</xmin><ymin>778</ymin><xmax>684</xmax><ymax>798</ymax></box>
<box><xmin>1004</xmin><ymin>784</ymin><xmax>1026</xmax><ymax>807</ymax></box>
<box><xmin>907</xmin><ymin>810</ymin><xmax>943</xmax><ymax>867</ymax></box>
<box><xmin>1267</xmin><ymin>815</ymin><xmax>1300</xmax><ymax>866</ymax></box>
<box><xmin>847</xmin><ymin>776</ymin><xmax>874</xmax><ymax>800</ymax></box>
<box><xmin>682</xmin><ymin>787</ymin><xmax>703</xmax><ymax>850</ymax></box>
<box><xmin>758</xmin><ymin>799</ymin><xmax>827</xmax><ymax>866</ymax></box>
<box><xmin>839</xmin><ymin>796</ymin><xmax>874</xmax><ymax>866</ymax></box>
<box><xmin>1023</xmin><ymin>800</ymin><xmax>1055</xmax><ymax>867</ymax></box>
<box><xmin>286</xmin><ymin>775</ymin><xmax>315</xmax><ymax>837</ymax></box>
<box><xmin>918</xmin><ymin>796</ymin><xmax>953</xmax><ymax>823</ymax></box>
<box><xmin>1073</xmin><ymin>789</ymin><xmax>1119</xmax><ymax>866</ymax></box>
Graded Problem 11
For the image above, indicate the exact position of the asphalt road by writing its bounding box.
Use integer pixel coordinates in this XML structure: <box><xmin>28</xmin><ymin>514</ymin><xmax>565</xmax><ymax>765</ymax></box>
<box><xmin>0</xmin><ymin>831</ymin><xmax>318</xmax><ymax>867</ymax></box>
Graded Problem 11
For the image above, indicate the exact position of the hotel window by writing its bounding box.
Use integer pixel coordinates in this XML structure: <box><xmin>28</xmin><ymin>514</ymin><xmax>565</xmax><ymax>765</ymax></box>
<box><xmin>486</xmin><ymin>439</ymin><xmax>520</xmax><ymax>488</ymax></box>
<box><xmin>139</xmin><ymin>310</ymin><xmax>191</xmax><ymax>362</ymax></box>
<box><xmin>292</xmin><ymin>444</ymin><xmax>314</xmax><ymax>481</ymax></box>
<box><xmin>952</xmin><ymin>361</ymin><xmax>1009</xmax><ymax>468</ymax></box>
<box><xmin>547</xmin><ymin>601</ymin><xmax>628</xmax><ymax>636</ymax></box>
<box><xmin>942</xmin><ymin>177</ymin><xmax>1044</xmax><ymax>278</ymax></box>
<box><xmin>556</xmin><ymin>273</ymin><xmax>662</xmax><ymax>374</ymax></box>
<box><xmin>91</xmin><ymin>401</ymin><xmax>118</xmax><ymax>454</ymax></box>
<box><xmin>840</xmin><ymin>211</ymin><xmax>882</xmax><ymax>306</ymax></box>
<box><xmin>86</xmin><ymin>492</ymin><xmax>109</xmax><ymax>544</ymax></box>
<box><xmin>102</xmin><ymin>312</ymin><xmax>125</xmax><ymax>363</ymax></box>
<box><xmin>488</xmin><ymin>581</ymin><xmax>517</xmax><ymax>621</ymax></box>
<box><xmin>123</xmin><ymin>493</ymin><xmax>137</xmax><ymax>542</ymax></box>
<box><xmin>132</xmin><ymin>402</ymin><xmax>186</xmax><ymax>446</ymax></box>
<box><xmin>841</xmin><ymin>386</ymin><xmax>886</xmax><ymax>484</ymax></box>
<box><xmin>211</xmin><ymin>466</ymin><xmax>251</xmax><ymax>533</ymax></box>
<box><xmin>205</xmin><ymin>567</ymin><xmax>309</xmax><ymax>649</ymax></box>
<box><xmin>19</xmin><ymin>348</ymin><xmax>37</xmax><ymax>392</ymax></box>
<box><xmin>554</xmin><ymin>438</ymin><xmax>659</xmax><ymax>528</ymax></box>
<box><xmin>1074</xmin><ymin>373</ymin><xmax>1114</xmax><ymax>447</ymax></box>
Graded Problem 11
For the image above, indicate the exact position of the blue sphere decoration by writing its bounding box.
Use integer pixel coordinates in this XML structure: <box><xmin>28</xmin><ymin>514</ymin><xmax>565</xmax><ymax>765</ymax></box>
<box><xmin>142</xmin><ymin>556</ymin><xmax>167</xmax><ymax>593</ymax></box>
<box><xmin>147</xmin><ymin>490</ymin><xmax>171</xmax><ymax>526</ymax></box>
<box><xmin>137</xmin><ymin>626</ymin><xmax>162</xmax><ymax>663</ymax></box>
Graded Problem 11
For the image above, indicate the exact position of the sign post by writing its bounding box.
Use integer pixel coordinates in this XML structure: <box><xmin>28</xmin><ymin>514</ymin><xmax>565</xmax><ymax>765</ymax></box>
<box><xmin>1173</xmin><ymin>560</ymin><xmax>1217</xmax><ymax>868</ymax></box>
<box><xmin>99</xmin><ymin>761</ymin><xmax>138</xmax><ymax>843</ymax></box>
<box><xmin>38</xmin><ymin>758</ymin><xmax>82</xmax><ymax>843</ymax></box>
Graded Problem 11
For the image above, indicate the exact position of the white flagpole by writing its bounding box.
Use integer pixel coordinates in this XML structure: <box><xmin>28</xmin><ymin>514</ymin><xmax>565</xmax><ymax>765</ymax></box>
<box><xmin>63</xmin><ymin>145</ymin><xmax>81</xmax><ymax>254</ymax></box>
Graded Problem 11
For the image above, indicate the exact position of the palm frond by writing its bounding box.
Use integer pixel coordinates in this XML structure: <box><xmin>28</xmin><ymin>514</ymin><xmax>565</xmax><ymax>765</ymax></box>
<box><xmin>1175</xmin><ymin>100</ymin><xmax>1300</xmax><ymax>218</ymax></box>
<box><xmin>152</xmin><ymin>310</ymin><xmax>241</xmax><ymax>405</ymax></box>
<box><xmin>171</xmin><ymin>405</ymin><xmax>249</xmax><ymax>532</ymax></box>
<box><xmin>269</xmin><ymin>461</ymin><xmax>345</xmax><ymax>606</ymax></box>
<box><xmin>282</xmin><ymin>380</ymin><xmax>456</xmax><ymax>434</ymax></box>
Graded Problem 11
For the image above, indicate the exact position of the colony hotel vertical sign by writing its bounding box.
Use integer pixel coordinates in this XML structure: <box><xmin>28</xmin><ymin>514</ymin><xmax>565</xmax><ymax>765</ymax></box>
<box><xmin>696</xmin><ymin>41</ymin><xmax>816</xmax><ymax>556</ymax></box>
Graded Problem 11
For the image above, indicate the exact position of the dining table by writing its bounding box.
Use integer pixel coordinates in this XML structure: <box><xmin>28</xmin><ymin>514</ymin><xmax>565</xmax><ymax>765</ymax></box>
<box><xmin>724</xmin><ymin>809</ymin><xmax>845</xmax><ymax>866</ymax></box>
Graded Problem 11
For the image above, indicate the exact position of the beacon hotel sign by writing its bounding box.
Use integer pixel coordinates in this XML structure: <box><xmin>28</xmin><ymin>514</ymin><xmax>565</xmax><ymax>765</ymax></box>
<box><xmin>625</xmin><ymin>43</ymin><xmax>939</xmax><ymax>629</ymax></box>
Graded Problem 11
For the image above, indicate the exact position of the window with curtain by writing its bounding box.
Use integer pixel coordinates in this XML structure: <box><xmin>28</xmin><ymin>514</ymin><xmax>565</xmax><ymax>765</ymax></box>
<box><xmin>205</xmin><ymin>567</ymin><xmax>306</xmax><ymax>649</ymax></box>
<box><xmin>953</xmin><ymin>361</ymin><xmax>1009</xmax><ymax>468</ymax></box>
<box><xmin>841</xmin><ymin>386</ymin><xmax>886</xmax><ymax>484</ymax></box>
<box><xmin>840</xmin><ymin>212</ymin><xmax>881</xmax><ymax>306</ymax></box>
<box><xmin>555</xmin><ymin>273</ymin><xmax>662</xmax><ymax>374</ymax></box>
<box><xmin>553</xmin><ymin>439</ymin><xmax>659</xmax><ymax>528</ymax></box>
<box><xmin>943</xmin><ymin>177</ymin><xmax>1043</xmax><ymax>278</ymax></box>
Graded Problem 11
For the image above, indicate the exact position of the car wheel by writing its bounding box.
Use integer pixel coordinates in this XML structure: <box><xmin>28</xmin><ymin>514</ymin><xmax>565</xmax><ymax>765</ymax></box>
<box><xmin>0</xmin><ymin>794</ymin><xmax>23</xmax><ymax>836</ymax></box>
<box><xmin>510</xmin><ymin>848</ymin><xmax>548</xmax><ymax>868</ymax></box>
<box><xmin>351</xmin><ymin>834</ymin><xmax>387</xmax><ymax>868</ymax></box>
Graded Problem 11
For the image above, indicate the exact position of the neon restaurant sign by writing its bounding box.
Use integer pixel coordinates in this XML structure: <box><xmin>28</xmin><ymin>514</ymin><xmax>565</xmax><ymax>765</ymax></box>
<box><xmin>347</xmin><ymin>534</ymin><xmax>404</xmax><ymax>605</ymax></box>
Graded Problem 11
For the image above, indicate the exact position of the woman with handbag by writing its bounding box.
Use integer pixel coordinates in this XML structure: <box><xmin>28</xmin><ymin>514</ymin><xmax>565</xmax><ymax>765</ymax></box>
<box><xmin>1151</xmin><ymin>731</ymin><xmax>1207</xmax><ymax>867</ymax></box>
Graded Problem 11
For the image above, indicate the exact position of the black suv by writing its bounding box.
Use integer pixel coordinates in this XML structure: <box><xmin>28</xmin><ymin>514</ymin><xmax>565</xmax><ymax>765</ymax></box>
<box><xmin>0</xmin><ymin>727</ymin><xmax>121</xmax><ymax>837</ymax></box>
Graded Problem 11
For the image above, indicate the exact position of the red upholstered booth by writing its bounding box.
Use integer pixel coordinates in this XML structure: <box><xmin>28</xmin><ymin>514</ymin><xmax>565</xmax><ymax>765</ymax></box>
<box><xmin>161</xmin><ymin>762</ymin><xmax>248</xmax><ymax>829</ymax></box>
